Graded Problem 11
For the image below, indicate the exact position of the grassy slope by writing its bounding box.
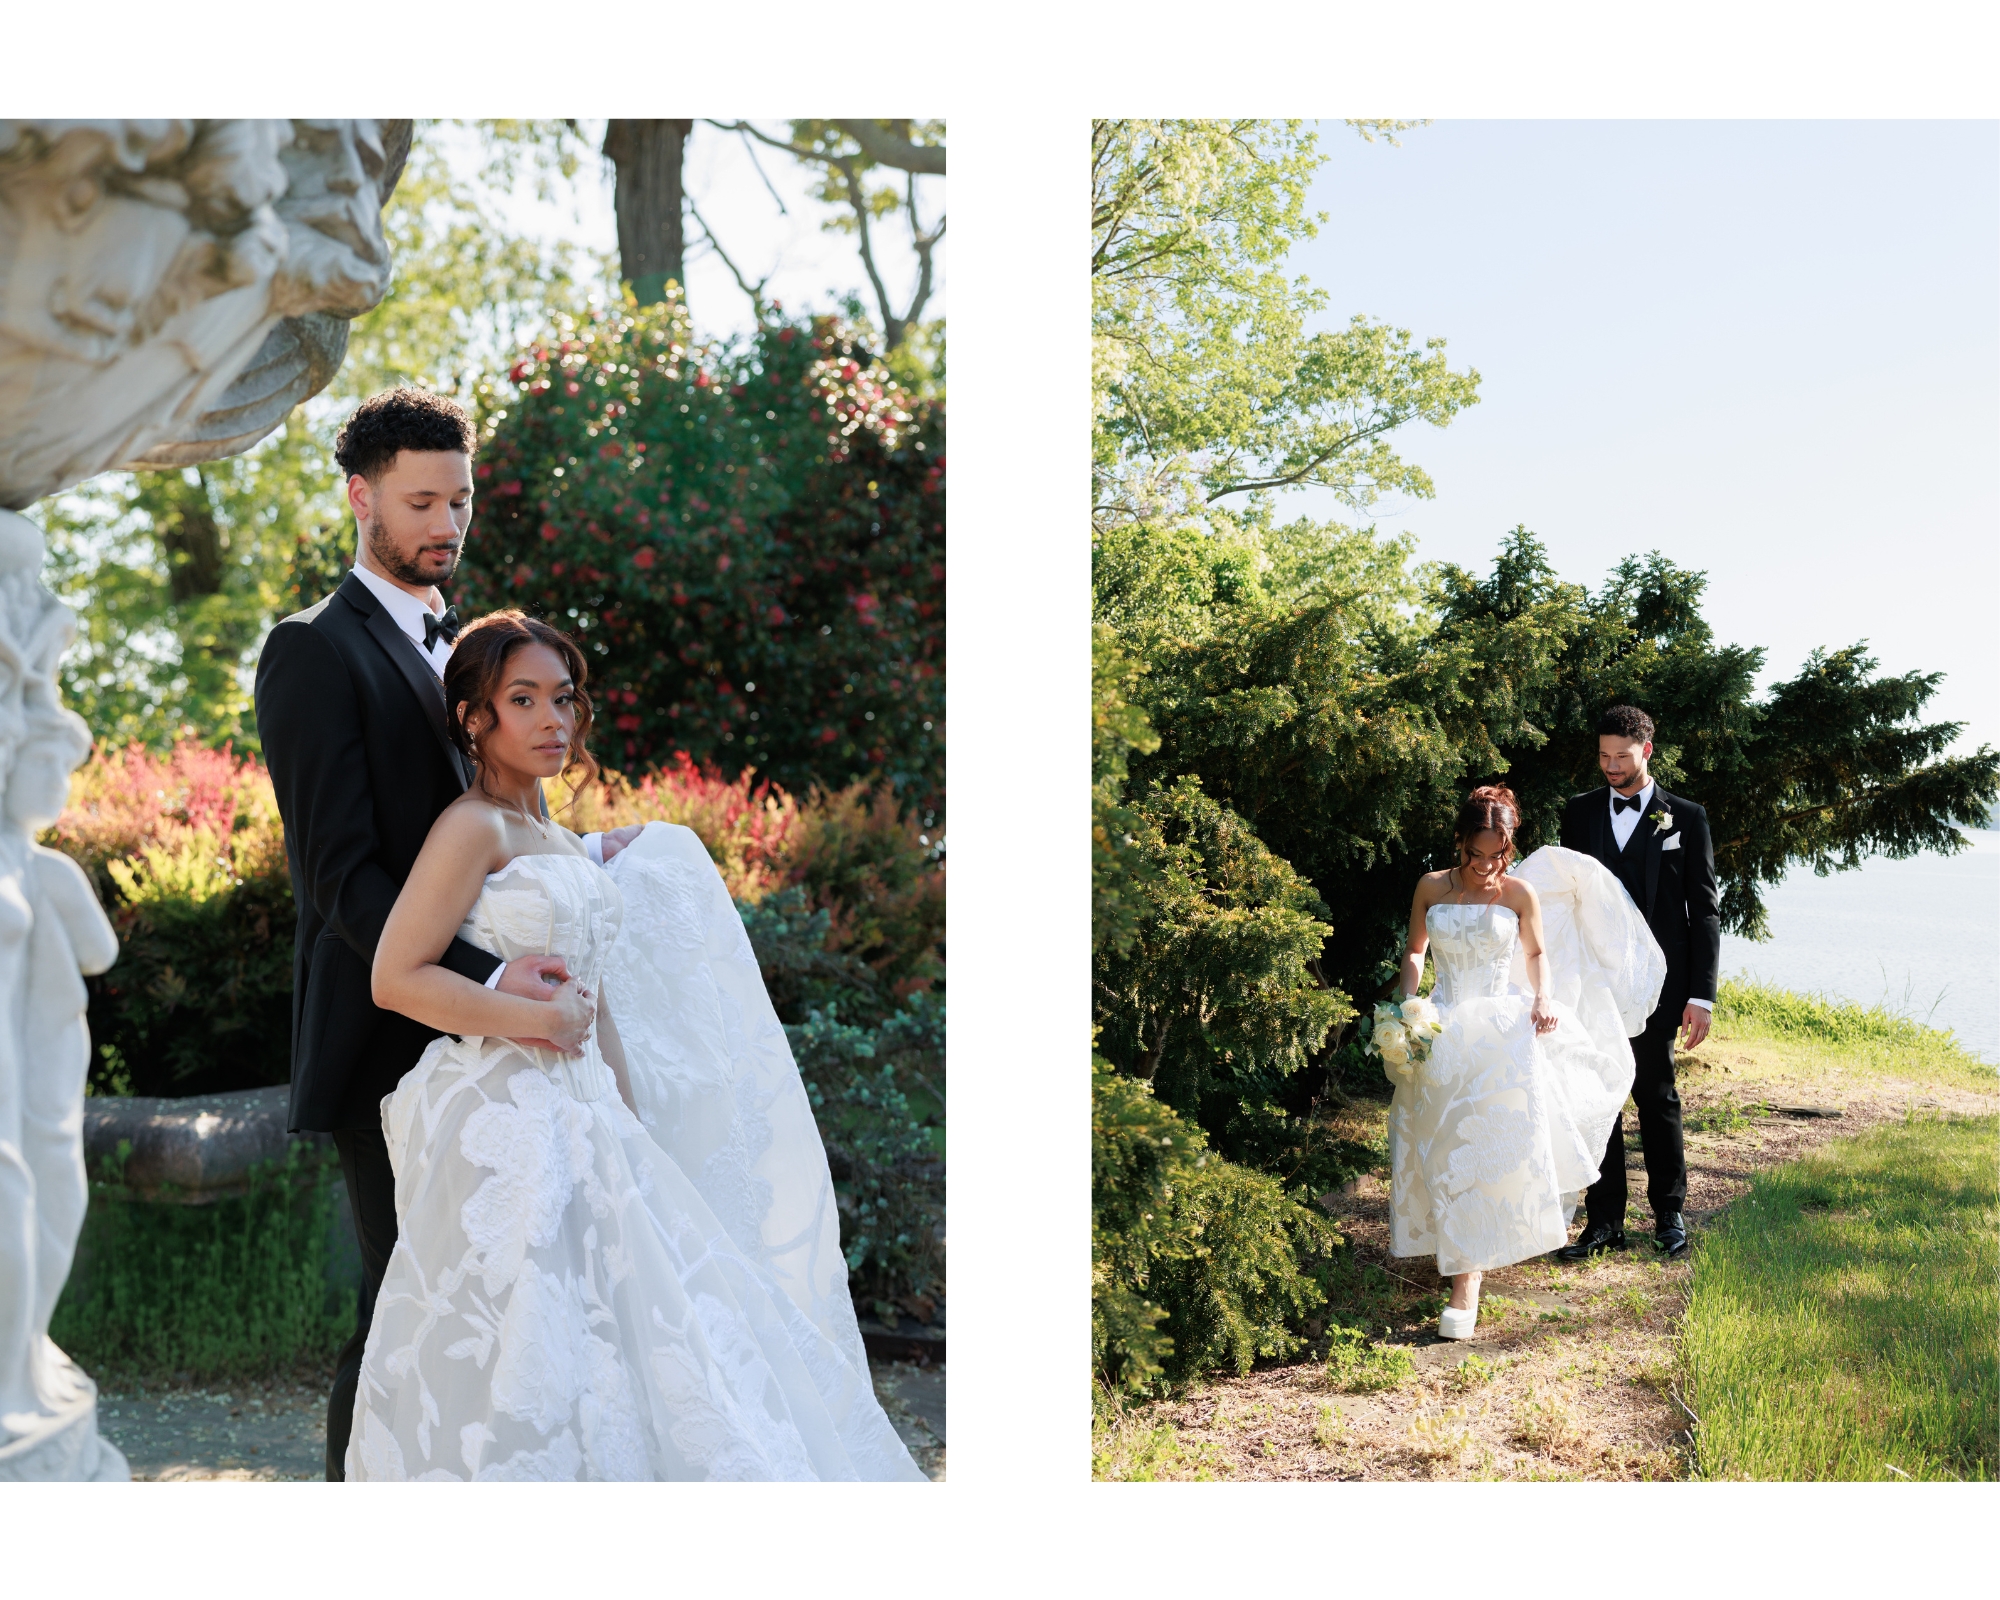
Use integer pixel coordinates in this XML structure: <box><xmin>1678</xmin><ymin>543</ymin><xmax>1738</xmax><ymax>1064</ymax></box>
<box><xmin>1681</xmin><ymin>981</ymin><xmax>1997</xmax><ymax>1482</ymax></box>
<box><xmin>1681</xmin><ymin>1111</ymin><xmax>1997</xmax><ymax>1481</ymax></box>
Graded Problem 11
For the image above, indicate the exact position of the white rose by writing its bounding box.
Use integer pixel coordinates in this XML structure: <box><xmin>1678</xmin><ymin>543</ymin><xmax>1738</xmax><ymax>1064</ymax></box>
<box><xmin>1400</xmin><ymin>996</ymin><xmax>1440</xmax><ymax>1033</ymax></box>
<box><xmin>1372</xmin><ymin>1020</ymin><xmax>1408</xmax><ymax>1056</ymax></box>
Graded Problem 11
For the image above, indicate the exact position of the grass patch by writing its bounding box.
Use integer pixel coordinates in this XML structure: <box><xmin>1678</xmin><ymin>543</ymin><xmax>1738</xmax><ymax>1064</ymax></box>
<box><xmin>1322</xmin><ymin>1322</ymin><xmax>1415</xmax><ymax>1392</ymax></box>
<box><xmin>1092</xmin><ymin>1396</ymin><xmax>1230</xmax><ymax>1481</ymax></box>
<box><xmin>1711</xmin><ymin>978</ymin><xmax>1996</xmax><ymax>1088</ymax></box>
<box><xmin>51</xmin><ymin>1143</ymin><xmax>355</xmax><ymax>1385</ymax></box>
<box><xmin>1680</xmin><ymin>1112</ymin><xmax>1998</xmax><ymax>1481</ymax></box>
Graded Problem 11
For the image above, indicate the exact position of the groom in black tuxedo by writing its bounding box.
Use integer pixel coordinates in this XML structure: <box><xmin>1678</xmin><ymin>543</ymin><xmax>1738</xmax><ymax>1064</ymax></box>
<box><xmin>1555</xmin><ymin>704</ymin><xmax>1721</xmax><ymax>1260</ymax></box>
<box><xmin>255</xmin><ymin>389</ymin><xmax>635</xmax><ymax>1479</ymax></box>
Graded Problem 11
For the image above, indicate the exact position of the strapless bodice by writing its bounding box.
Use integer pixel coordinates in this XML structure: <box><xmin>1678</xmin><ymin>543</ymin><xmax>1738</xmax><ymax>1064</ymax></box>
<box><xmin>1426</xmin><ymin>901</ymin><xmax>1519</xmax><ymax>1006</ymax></box>
<box><xmin>459</xmin><ymin>852</ymin><xmax>624</xmax><ymax>1100</ymax></box>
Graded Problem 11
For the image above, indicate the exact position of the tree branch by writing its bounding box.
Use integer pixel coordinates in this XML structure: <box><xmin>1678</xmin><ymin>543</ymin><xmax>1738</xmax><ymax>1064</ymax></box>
<box><xmin>831</xmin><ymin>119</ymin><xmax>944</xmax><ymax>175</ymax></box>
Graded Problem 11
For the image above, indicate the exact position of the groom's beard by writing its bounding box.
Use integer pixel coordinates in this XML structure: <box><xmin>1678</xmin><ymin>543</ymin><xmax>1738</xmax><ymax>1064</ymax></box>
<box><xmin>366</xmin><ymin>515</ymin><xmax>461</xmax><ymax>588</ymax></box>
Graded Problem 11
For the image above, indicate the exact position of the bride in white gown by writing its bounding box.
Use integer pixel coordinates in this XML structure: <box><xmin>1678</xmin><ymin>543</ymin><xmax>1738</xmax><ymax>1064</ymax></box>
<box><xmin>349</xmin><ymin>610</ymin><xmax>925</xmax><ymax>1480</ymax></box>
<box><xmin>1388</xmin><ymin>785</ymin><xmax>1664</xmax><ymax>1340</ymax></box>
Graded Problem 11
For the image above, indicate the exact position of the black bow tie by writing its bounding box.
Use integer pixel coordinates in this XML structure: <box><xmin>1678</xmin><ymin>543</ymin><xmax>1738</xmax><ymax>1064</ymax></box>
<box><xmin>423</xmin><ymin>606</ymin><xmax>461</xmax><ymax>652</ymax></box>
<box><xmin>1613</xmin><ymin>792</ymin><xmax>1645</xmax><ymax>814</ymax></box>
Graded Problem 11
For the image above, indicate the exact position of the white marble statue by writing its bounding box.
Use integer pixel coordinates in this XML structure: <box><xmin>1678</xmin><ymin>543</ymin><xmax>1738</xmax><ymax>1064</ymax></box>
<box><xmin>0</xmin><ymin>507</ymin><xmax>125</xmax><ymax>1479</ymax></box>
<box><xmin>0</xmin><ymin>118</ymin><xmax>410</xmax><ymax>508</ymax></box>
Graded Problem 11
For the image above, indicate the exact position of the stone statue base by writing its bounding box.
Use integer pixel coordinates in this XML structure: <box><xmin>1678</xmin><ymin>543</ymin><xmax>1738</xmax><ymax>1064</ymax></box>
<box><xmin>0</xmin><ymin>1338</ymin><xmax>130</xmax><ymax>1481</ymax></box>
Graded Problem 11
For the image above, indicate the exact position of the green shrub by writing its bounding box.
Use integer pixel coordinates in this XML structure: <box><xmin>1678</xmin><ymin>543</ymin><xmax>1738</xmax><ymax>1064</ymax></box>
<box><xmin>53</xmin><ymin>1143</ymin><xmax>355</xmax><ymax>1384</ymax></box>
<box><xmin>784</xmin><ymin>1000</ymin><xmax>944</xmax><ymax>1312</ymax></box>
<box><xmin>1092</xmin><ymin>1061</ymin><xmax>1341</xmax><ymax>1394</ymax></box>
<box><xmin>459</xmin><ymin>297</ymin><xmax>944</xmax><ymax>820</ymax></box>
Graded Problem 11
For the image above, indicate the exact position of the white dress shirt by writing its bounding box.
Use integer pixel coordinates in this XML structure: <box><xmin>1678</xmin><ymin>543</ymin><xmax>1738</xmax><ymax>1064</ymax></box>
<box><xmin>1607</xmin><ymin>779</ymin><xmax>1655</xmax><ymax>852</ymax></box>
<box><xmin>1609</xmin><ymin>778</ymin><xmax>1708</xmax><ymax>1011</ymax></box>
<box><xmin>350</xmin><ymin>561</ymin><xmax>452</xmax><ymax>678</ymax></box>
<box><xmin>350</xmin><ymin>563</ymin><xmax>607</xmax><ymax>986</ymax></box>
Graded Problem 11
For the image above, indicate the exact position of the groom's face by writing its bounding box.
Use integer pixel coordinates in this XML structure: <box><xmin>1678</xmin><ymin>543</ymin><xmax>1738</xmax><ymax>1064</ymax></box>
<box><xmin>350</xmin><ymin>449</ymin><xmax>473</xmax><ymax>590</ymax></box>
<box><xmin>1598</xmin><ymin>735</ymin><xmax>1652</xmax><ymax>794</ymax></box>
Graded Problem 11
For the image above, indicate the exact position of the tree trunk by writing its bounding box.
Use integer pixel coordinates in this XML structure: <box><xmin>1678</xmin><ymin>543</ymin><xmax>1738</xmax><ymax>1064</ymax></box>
<box><xmin>604</xmin><ymin>119</ymin><xmax>693</xmax><ymax>308</ymax></box>
<box><xmin>161</xmin><ymin>472</ymin><xmax>224</xmax><ymax>603</ymax></box>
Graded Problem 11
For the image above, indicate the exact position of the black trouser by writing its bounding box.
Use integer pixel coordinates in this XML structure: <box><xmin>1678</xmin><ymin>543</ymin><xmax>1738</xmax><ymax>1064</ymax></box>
<box><xmin>1584</xmin><ymin>995</ymin><xmax>1688</xmax><ymax>1227</ymax></box>
<box><xmin>327</xmin><ymin>1124</ymin><xmax>398</xmax><ymax>1482</ymax></box>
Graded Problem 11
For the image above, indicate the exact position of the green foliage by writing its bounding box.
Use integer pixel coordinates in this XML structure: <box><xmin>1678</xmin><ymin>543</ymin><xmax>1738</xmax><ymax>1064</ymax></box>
<box><xmin>456</xmin><ymin>296</ymin><xmax>944</xmax><ymax>818</ymax></box>
<box><xmin>1680</xmin><ymin>1114</ymin><xmax>1998</xmax><ymax>1481</ymax></box>
<box><xmin>784</xmin><ymin>1001</ymin><xmax>943</xmax><ymax>1307</ymax></box>
<box><xmin>1092</xmin><ymin>119</ymin><xmax>1478</xmax><ymax>531</ymax></box>
<box><xmin>1093</xmin><ymin>775</ymin><xmax>1352</xmax><ymax>1187</ymax></box>
<box><xmin>1092</xmin><ymin>1062</ymin><xmax>1341</xmax><ymax>1393</ymax></box>
<box><xmin>1092</xmin><ymin>623</ymin><xmax>1160</xmax><ymax>961</ymax></box>
<box><xmin>1715</xmin><ymin>977</ymin><xmax>1995</xmax><ymax>1073</ymax></box>
<box><xmin>1125</xmin><ymin>526</ymin><xmax>2000</xmax><ymax>1008</ymax></box>
<box><xmin>1322</xmin><ymin>1320</ymin><xmax>1415</xmax><ymax>1392</ymax></box>
<box><xmin>52</xmin><ymin>1144</ymin><xmax>355</xmax><ymax>1384</ymax></box>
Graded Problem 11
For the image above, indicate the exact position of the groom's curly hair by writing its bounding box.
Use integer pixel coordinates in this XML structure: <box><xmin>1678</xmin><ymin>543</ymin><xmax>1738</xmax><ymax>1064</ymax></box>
<box><xmin>334</xmin><ymin>387</ymin><xmax>476</xmax><ymax>483</ymax></box>
<box><xmin>444</xmin><ymin>610</ymin><xmax>598</xmax><ymax>801</ymax></box>
<box><xmin>1598</xmin><ymin>704</ymin><xmax>1655</xmax><ymax>744</ymax></box>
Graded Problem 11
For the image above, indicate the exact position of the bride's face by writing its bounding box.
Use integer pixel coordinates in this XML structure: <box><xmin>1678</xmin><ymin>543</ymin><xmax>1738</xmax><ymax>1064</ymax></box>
<box><xmin>1459</xmin><ymin>829</ymin><xmax>1510</xmax><ymax>884</ymax></box>
<box><xmin>471</xmin><ymin>642</ymin><xmax>577</xmax><ymax>780</ymax></box>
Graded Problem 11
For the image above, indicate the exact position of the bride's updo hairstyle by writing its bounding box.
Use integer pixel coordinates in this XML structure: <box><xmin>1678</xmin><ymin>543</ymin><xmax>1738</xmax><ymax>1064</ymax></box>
<box><xmin>444</xmin><ymin>609</ymin><xmax>598</xmax><ymax>796</ymax></box>
<box><xmin>1453</xmin><ymin>784</ymin><xmax>1520</xmax><ymax>866</ymax></box>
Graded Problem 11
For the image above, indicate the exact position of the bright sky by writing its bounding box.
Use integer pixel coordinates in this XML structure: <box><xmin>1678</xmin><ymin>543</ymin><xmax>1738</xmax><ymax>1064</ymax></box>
<box><xmin>438</xmin><ymin>120</ymin><xmax>945</xmax><ymax>349</ymax></box>
<box><xmin>1285</xmin><ymin>120</ymin><xmax>1997</xmax><ymax>760</ymax></box>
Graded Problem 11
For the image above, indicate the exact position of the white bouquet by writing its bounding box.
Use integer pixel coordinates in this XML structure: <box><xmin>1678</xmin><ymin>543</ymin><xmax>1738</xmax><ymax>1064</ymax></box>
<box><xmin>1367</xmin><ymin>994</ymin><xmax>1444</xmax><ymax>1086</ymax></box>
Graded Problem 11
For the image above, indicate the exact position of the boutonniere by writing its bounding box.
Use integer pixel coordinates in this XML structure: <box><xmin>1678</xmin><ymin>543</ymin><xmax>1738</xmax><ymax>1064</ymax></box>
<box><xmin>1650</xmin><ymin>806</ymin><xmax>1675</xmax><ymax>834</ymax></box>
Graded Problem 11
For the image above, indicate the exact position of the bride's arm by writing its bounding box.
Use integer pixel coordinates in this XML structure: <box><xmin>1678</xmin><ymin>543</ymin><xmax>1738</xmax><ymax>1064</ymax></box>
<box><xmin>1508</xmin><ymin>880</ymin><xmax>1558</xmax><ymax>1034</ymax></box>
<box><xmin>1399</xmin><ymin>874</ymin><xmax>1439</xmax><ymax>997</ymax></box>
<box><xmin>372</xmin><ymin>808</ymin><xmax>594</xmax><ymax>1049</ymax></box>
<box><xmin>594</xmin><ymin>985</ymin><xmax>638</xmax><ymax>1115</ymax></box>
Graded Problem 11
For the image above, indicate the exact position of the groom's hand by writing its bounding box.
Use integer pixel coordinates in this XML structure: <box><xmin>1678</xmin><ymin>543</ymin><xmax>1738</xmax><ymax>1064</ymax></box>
<box><xmin>598</xmin><ymin>824</ymin><xmax>645</xmax><ymax>864</ymax></box>
<box><xmin>497</xmin><ymin>953</ymin><xmax>580</xmax><ymax>1055</ymax></box>
<box><xmin>1680</xmin><ymin>1004</ymin><xmax>1711</xmax><ymax>1050</ymax></box>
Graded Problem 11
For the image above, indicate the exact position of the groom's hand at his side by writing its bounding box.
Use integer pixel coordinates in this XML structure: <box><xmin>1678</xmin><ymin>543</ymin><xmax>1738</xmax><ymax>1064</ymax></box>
<box><xmin>1679</xmin><ymin>1004</ymin><xmax>1711</xmax><ymax>1050</ymax></box>
<box><xmin>497</xmin><ymin>953</ymin><xmax>581</xmax><ymax>1054</ymax></box>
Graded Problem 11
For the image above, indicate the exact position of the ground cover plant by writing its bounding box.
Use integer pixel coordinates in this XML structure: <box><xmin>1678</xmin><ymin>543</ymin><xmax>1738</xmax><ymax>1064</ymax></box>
<box><xmin>52</xmin><ymin>1144</ymin><xmax>354</xmax><ymax>1386</ymax></box>
<box><xmin>1679</xmin><ymin>1112</ymin><xmax>1997</xmax><ymax>1482</ymax></box>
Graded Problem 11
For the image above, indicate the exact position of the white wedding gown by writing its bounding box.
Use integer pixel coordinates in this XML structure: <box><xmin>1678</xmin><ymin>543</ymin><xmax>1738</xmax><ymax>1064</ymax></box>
<box><xmin>1388</xmin><ymin>846</ymin><xmax>1665</xmax><ymax>1276</ymax></box>
<box><xmin>346</xmin><ymin>824</ymin><xmax>927</xmax><ymax>1481</ymax></box>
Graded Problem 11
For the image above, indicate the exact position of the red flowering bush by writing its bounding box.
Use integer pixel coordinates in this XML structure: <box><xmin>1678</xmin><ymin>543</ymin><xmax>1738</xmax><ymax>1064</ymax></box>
<box><xmin>45</xmin><ymin>743</ymin><xmax>293</xmax><ymax>1097</ymax></box>
<box><xmin>457</xmin><ymin>296</ymin><xmax>945</xmax><ymax>825</ymax></box>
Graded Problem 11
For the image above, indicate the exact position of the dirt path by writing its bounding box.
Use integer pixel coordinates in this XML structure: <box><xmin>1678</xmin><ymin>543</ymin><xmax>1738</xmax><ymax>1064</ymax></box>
<box><xmin>101</xmin><ymin>1358</ymin><xmax>945</xmax><ymax>1482</ymax></box>
<box><xmin>1101</xmin><ymin>1042</ymin><xmax>1999</xmax><ymax>1482</ymax></box>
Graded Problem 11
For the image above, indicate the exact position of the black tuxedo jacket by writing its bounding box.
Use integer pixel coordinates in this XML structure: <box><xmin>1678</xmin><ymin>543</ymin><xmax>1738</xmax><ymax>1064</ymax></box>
<box><xmin>1558</xmin><ymin>784</ymin><xmax>1722</xmax><ymax>1009</ymax></box>
<box><xmin>254</xmin><ymin>574</ymin><xmax>501</xmax><ymax>1133</ymax></box>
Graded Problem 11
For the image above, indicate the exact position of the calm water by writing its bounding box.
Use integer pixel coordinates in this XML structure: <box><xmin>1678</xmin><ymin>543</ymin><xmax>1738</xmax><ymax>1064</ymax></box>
<box><xmin>1718</xmin><ymin>830</ymin><xmax>2000</xmax><ymax>1063</ymax></box>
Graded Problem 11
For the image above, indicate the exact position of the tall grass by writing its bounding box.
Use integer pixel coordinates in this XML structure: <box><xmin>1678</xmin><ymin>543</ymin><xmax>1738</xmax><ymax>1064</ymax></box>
<box><xmin>1680</xmin><ymin>1112</ymin><xmax>1998</xmax><ymax>1481</ymax></box>
<box><xmin>1713</xmin><ymin>977</ymin><xmax>1995</xmax><ymax>1083</ymax></box>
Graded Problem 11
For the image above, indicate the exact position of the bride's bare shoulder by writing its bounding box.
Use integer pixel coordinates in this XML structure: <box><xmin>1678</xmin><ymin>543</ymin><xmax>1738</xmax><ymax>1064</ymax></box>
<box><xmin>1413</xmin><ymin>869</ymin><xmax>1452</xmax><ymax>904</ymax></box>
<box><xmin>426</xmin><ymin>794</ymin><xmax>513</xmax><ymax>865</ymax></box>
<box><xmin>1499</xmin><ymin>875</ymin><xmax>1540</xmax><ymax>913</ymax></box>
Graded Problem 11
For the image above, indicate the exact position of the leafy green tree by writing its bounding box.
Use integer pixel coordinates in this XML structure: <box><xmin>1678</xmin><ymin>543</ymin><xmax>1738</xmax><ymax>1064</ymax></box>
<box><xmin>1093</xmin><ymin>119</ymin><xmax>1475</xmax><ymax>534</ymax></box>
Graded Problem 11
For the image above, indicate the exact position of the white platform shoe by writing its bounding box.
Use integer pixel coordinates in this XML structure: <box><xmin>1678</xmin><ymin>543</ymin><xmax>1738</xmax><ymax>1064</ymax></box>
<box><xmin>1438</xmin><ymin>1272</ymin><xmax>1482</xmax><ymax>1340</ymax></box>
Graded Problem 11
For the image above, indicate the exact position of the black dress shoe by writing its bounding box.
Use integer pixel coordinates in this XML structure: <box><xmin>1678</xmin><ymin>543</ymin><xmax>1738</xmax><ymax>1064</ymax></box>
<box><xmin>1654</xmin><ymin>1213</ymin><xmax>1690</xmax><ymax>1257</ymax></box>
<box><xmin>1556</xmin><ymin>1219</ymin><xmax>1627</xmax><ymax>1261</ymax></box>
